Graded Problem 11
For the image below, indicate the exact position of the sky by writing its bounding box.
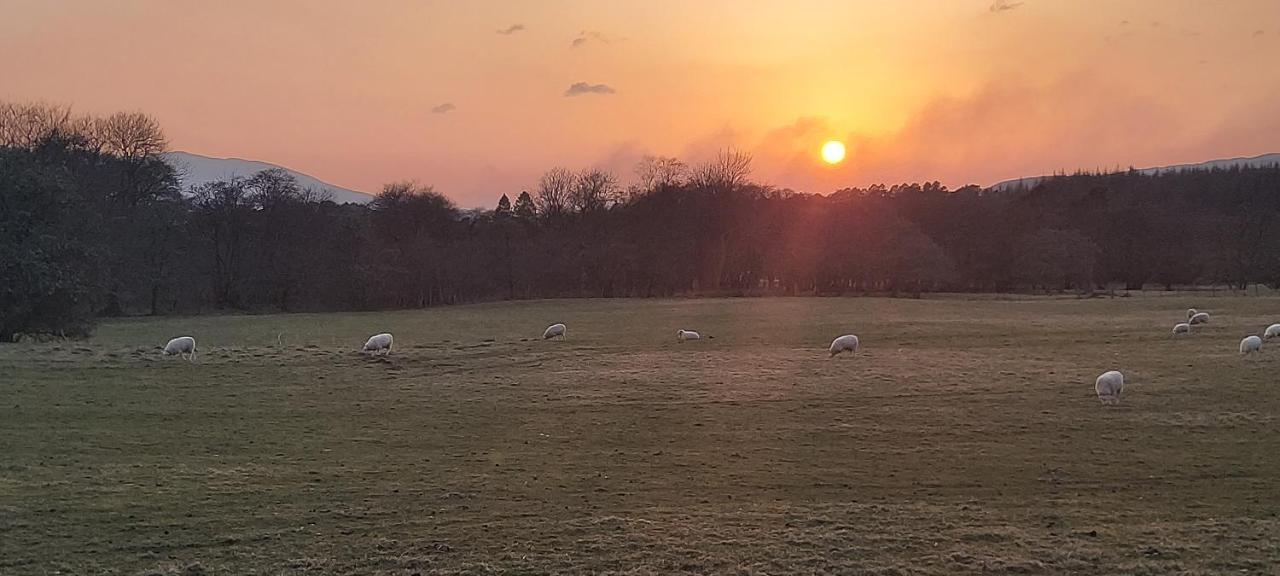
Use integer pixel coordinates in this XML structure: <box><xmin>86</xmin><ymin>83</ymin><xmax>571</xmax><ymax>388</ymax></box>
<box><xmin>3</xmin><ymin>0</ymin><xmax>1279</xmax><ymax>207</ymax></box>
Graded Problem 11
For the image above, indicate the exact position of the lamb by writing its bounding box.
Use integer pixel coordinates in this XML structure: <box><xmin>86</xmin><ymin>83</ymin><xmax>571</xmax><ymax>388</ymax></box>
<box><xmin>163</xmin><ymin>336</ymin><xmax>197</xmax><ymax>361</ymax></box>
<box><xmin>363</xmin><ymin>333</ymin><xmax>394</xmax><ymax>356</ymax></box>
<box><xmin>1264</xmin><ymin>323</ymin><xmax>1280</xmax><ymax>340</ymax></box>
<box><xmin>677</xmin><ymin>329</ymin><xmax>701</xmax><ymax>341</ymax></box>
<box><xmin>1172</xmin><ymin>322</ymin><xmax>1191</xmax><ymax>336</ymax></box>
<box><xmin>1189</xmin><ymin>312</ymin><xmax>1210</xmax><ymax>325</ymax></box>
<box><xmin>1240</xmin><ymin>335</ymin><xmax>1263</xmax><ymax>356</ymax></box>
<box><xmin>1095</xmin><ymin>370</ymin><xmax>1125</xmax><ymax>406</ymax></box>
<box><xmin>829</xmin><ymin>334</ymin><xmax>860</xmax><ymax>357</ymax></box>
<box><xmin>543</xmin><ymin>323</ymin><xmax>567</xmax><ymax>340</ymax></box>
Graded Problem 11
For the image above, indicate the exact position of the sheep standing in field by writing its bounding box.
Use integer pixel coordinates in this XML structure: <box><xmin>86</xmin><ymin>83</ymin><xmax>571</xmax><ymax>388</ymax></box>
<box><xmin>363</xmin><ymin>333</ymin><xmax>394</xmax><ymax>356</ymax></box>
<box><xmin>829</xmin><ymin>334</ymin><xmax>860</xmax><ymax>358</ymax></box>
<box><xmin>1240</xmin><ymin>335</ymin><xmax>1263</xmax><ymax>356</ymax></box>
<box><xmin>1189</xmin><ymin>312</ymin><xmax>1211</xmax><ymax>325</ymax></box>
<box><xmin>1172</xmin><ymin>322</ymin><xmax>1191</xmax><ymax>336</ymax></box>
<box><xmin>1095</xmin><ymin>370</ymin><xmax>1125</xmax><ymax>406</ymax></box>
<box><xmin>543</xmin><ymin>323</ymin><xmax>567</xmax><ymax>340</ymax></box>
<box><xmin>163</xmin><ymin>336</ymin><xmax>197</xmax><ymax>361</ymax></box>
<box><xmin>1264</xmin><ymin>323</ymin><xmax>1280</xmax><ymax>340</ymax></box>
<box><xmin>677</xmin><ymin>329</ymin><xmax>701</xmax><ymax>342</ymax></box>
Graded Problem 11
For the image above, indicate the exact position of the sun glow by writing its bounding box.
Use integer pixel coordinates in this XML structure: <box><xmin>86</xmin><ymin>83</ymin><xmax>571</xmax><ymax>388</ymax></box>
<box><xmin>821</xmin><ymin>140</ymin><xmax>846</xmax><ymax>165</ymax></box>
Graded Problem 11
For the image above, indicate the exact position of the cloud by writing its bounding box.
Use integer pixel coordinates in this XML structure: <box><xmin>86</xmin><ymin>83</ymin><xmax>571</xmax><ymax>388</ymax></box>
<box><xmin>571</xmin><ymin>30</ymin><xmax>611</xmax><ymax>48</ymax></box>
<box><xmin>716</xmin><ymin>73</ymin><xmax>1197</xmax><ymax>193</ymax></box>
<box><xmin>1254</xmin><ymin>29</ymin><xmax>1266</xmax><ymax>37</ymax></box>
<box><xmin>840</xmin><ymin>76</ymin><xmax>1187</xmax><ymax>188</ymax></box>
<box><xmin>430</xmin><ymin>102</ymin><xmax>456</xmax><ymax>114</ymax></box>
<box><xmin>497</xmin><ymin>24</ymin><xmax>524</xmax><ymax>35</ymax></box>
<box><xmin>989</xmin><ymin>0</ymin><xmax>1022</xmax><ymax>12</ymax></box>
<box><xmin>564</xmin><ymin>82</ymin><xmax>616</xmax><ymax>97</ymax></box>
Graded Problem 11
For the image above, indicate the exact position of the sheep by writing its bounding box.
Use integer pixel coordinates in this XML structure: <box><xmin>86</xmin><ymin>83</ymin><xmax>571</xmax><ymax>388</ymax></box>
<box><xmin>543</xmin><ymin>323</ymin><xmax>567</xmax><ymax>340</ymax></box>
<box><xmin>1264</xmin><ymin>323</ymin><xmax>1280</xmax><ymax>340</ymax></box>
<box><xmin>1186</xmin><ymin>308</ymin><xmax>1197</xmax><ymax>320</ymax></box>
<box><xmin>1189</xmin><ymin>312</ymin><xmax>1210</xmax><ymax>325</ymax></box>
<box><xmin>677</xmin><ymin>329</ymin><xmax>701</xmax><ymax>341</ymax></box>
<box><xmin>363</xmin><ymin>333</ymin><xmax>394</xmax><ymax>356</ymax></box>
<box><xmin>1240</xmin><ymin>335</ymin><xmax>1263</xmax><ymax>356</ymax></box>
<box><xmin>1172</xmin><ymin>322</ymin><xmax>1191</xmax><ymax>336</ymax></box>
<box><xmin>163</xmin><ymin>336</ymin><xmax>197</xmax><ymax>361</ymax></box>
<box><xmin>829</xmin><ymin>334</ymin><xmax>860</xmax><ymax>357</ymax></box>
<box><xmin>1095</xmin><ymin>370</ymin><xmax>1125</xmax><ymax>406</ymax></box>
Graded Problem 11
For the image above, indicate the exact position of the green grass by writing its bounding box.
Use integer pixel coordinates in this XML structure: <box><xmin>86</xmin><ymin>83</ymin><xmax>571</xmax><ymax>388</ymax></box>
<box><xmin>2</xmin><ymin>296</ymin><xmax>1279</xmax><ymax>574</ymax></box>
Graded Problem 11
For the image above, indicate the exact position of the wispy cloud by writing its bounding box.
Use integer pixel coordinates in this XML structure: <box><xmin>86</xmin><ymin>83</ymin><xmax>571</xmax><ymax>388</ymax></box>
<box><xmin>989</xmin><ymin>0</ymin><xmax>1022</xmax><ymax>12</ymax></box>
<box><xmin>564</xmin><ymin>82</ymin><xmax>615</xmax><ymax>97</ymax></box>
<box><xmin>431</xmin><ymin>102</ymin><xmax>456</xmax><ymax>114</ymax></box>
<box><xmin>571</xmin><ymin>30</ymin><xmax>611</xmax><ymax>48</ymax></box>
<box><xmin>497</xmin><ymin>24</ymin><xmax>524</xmax><ymax>35</ymax></box>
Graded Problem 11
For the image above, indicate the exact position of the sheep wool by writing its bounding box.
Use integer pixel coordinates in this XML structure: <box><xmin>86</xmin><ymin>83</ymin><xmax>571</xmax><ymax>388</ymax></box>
<box><xmin>1264</xmin><ymin>324</ymin><xmax>1280</xmax><ymax>340</ymax></box>
<box><xmin>163</xmin><ymin>336</ymin><xmax>197</xmax><ymax>361</ymax></box>
<box><xmin>829</xmin><ymin>334</ymin><xmax>860</xmax><ymax>357</ymax></box>
<box><xmin>1095</xmin><ymin>370</ymin><xmax>1125</xmax><ymax>405</ymax></box>
<box><xmin>363</xmin><ymin>333</ymin><xmax>394</xmax><ymax>355</ymax></box>
<box><xmin>1240</xmin><ymin>335</ymin><xmax>1263</xmax><ymax>356</ymax></box>
<box><xmin>543</xmin><ymin>323</ymin><xmax>567</xmax><ymax>340</ymax></box>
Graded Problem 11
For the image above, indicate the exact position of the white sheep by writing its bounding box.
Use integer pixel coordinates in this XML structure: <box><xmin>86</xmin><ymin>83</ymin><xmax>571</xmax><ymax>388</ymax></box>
<box><xmin>1189</xmin><ymin>312</ymin><xmax>1210</xmax><ymax>325</ymax></box>
<box><xmin>163</xmin><ymin>336</ymin><xmax>197</xmax><ymax>361</ymax></box>
<box><xmin>1240</xmin><ymin>335</ymin><xmax>1262</xmax><ymax>356</ymax></box>
<box><xmin>543</xmin><ymin>323</ymin><xmax>567</xmax><ymax>340</ymax></box>
<box><xmin>829</xmin><ymin>334</ymin><xmax>860</xmax><ymax>357</ymax></box>
<box><xmin>1186</xmin><ymin>308</ymin><xmax>1197</xmax><ymax>320</ymax></box>
<box><xmin>1172</xmin><ymin>322</ymin><xmax>1191</xmax><ymax>336</ymax></box>
<box><xmin>1095</xmin><ymin>370</ymin><xmax>1125</xmax><ymax>406</ymax></box>
<box><xmin>363</xmin><ymin>333</ymin><xmax>394</xmax><ymax>355</ymax></box>
<box><xmin>1264</xmin><ymin>323</ymin><xmax>1280</xmax><ymax>340</ymax></box>
<box><xmin>677</xmin><ymin>329</ymin><xmax>701</xmax><ymax>341</ymax></box>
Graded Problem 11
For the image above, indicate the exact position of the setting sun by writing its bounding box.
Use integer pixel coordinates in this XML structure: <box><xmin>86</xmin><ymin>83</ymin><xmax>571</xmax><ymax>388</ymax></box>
<box><xmin>821</xmin><ymin>140</ymin><xmax>846</xmax><ymax>165</ymax></box>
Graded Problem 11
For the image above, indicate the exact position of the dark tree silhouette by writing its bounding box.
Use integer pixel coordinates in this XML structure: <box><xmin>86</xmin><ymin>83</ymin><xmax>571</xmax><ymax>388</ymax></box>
<box><xmin>4</xmin><ymin>99</ymin><xmax>1280</xmax><ymax>339</ymax></box>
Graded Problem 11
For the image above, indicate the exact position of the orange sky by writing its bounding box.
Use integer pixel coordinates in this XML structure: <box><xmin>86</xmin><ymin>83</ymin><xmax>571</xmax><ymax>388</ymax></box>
<box><xmin>3</xmin><ymin>0</ymin><xmax>1278</xmax><ymax>206</ymax></box>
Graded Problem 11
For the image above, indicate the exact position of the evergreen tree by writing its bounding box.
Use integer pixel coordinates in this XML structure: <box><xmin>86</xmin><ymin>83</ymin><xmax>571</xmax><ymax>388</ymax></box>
<box><xmin>495</xmin><ymin>193</ymin><xmax>512</xmax><ymax>219</ymax></box>
<box><xmin>513</xmin><ymin>190</ymin><xmax>537</xmax><ymax>221</ymax></box>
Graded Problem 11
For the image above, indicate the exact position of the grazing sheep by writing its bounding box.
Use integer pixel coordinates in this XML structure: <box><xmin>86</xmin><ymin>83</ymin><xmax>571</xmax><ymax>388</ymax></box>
<box><xmin>1095</xmin><ymin>370</ymin><xmax>1125</xmax><ymax>406</ymax></box>
<box><xmin>1187</xmin><ymin>308</ymin><xmax>1197</xmax><ymax>320</ymax></box>
<box><xmin>677</xmin><ymin>329</ymin><xmax>701</xmax><ymax>341</ymax></box>
<box><xmin>1240</xmin><ymin>335</ymin><xmax>1263</xmax><ymax>356</ymax></box>
<box><xmin>1172</xmin><ymin>322</ymin><xmax>1191</xmax><ymax>336</ymax></box>
<box><xmin>829</xmin><ymin>334</ymin><xmax>860</xmax><ymax>357</ymax></box>
<box><xmin>543</xmin><ymin>323</ymin><xmax>567</xmax><ymax>340</ymax></box>
<box><xmin>163</xmin><ymin>336</ymin><xmax>197</xmax><ymax>361</ymax></box>
<box><xmin>1189</xmin><ymin>312</ymin><xmax>1210</xmax><ymax>325</ymax></box>
<box><xmin>363</xmin><ymin>333</ymin><xmax>394</xmax><ymax>356</ymax></box>
<box><xmin>1264</xmin><ymin>323</ymin><xmax>1280</xmax><ymax>340</ymax></box>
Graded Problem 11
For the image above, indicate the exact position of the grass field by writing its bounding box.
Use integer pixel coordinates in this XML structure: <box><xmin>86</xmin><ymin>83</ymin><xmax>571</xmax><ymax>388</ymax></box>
<box><xmin>2</xmin><ymin>296</ymin><xmax>1279</xmax><ymax>575</ymax></box>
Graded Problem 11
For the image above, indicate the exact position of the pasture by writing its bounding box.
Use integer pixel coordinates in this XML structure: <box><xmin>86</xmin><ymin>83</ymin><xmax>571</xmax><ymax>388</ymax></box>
<box><xmin>2</xmin><ymin>296</ymin><xmax>1278</xmax><ymax>574</ymax></box>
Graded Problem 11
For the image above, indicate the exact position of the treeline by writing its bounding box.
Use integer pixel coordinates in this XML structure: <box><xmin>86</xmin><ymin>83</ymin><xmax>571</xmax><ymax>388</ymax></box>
<box><xmin>3</xmin><ymin>102</ymin><xmax>1279</xmax><ymax>340</ymax></box>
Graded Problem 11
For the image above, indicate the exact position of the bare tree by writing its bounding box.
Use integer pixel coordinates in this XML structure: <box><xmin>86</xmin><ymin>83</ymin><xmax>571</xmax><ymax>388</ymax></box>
<box><xmin>689</xmin><ymin>148</ymin><xmax>752</xmax><ymax>191</ymax></box>
<box><xmin>632</xmin><ymin>155</ymin><xmax>687</xmax><ymax>197</ymax></box>
<box><xmin>571</xmin><ymin>168</ymin><xmax>619</xmax><ymax>213</ymax></box>
<box><xmin>0</xmin><ymin>101</ymin><xmax>78</xmax><ymax>149</ymax></box>
<box><xmin>93</xmin><ymin>112</ymin><xmax>167</xmax><ymax>161</ymax></box>
<box><xmin>535</xmin><ymin>167</ymin><xmax>574</xmax><ymax>220</ymax></box>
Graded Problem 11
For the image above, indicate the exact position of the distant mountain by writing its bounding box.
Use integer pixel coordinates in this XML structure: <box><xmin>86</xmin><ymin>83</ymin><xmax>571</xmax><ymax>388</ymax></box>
<box><xmin>989</xmin><ymin>152</ymin><xmax>1280</xmax><ymax>191</ymax></box>
<box><xmin>161</xmin><ymin>151</ymin><xmax>374</xmax><ymax>204</ymax></box>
